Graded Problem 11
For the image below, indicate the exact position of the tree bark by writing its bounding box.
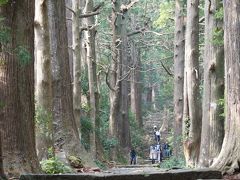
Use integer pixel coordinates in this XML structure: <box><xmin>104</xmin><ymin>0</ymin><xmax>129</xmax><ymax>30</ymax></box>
<box><xmin>130</xmin><ymin>41</ymin><xmax>142</xmax><ymax>128</ymax></box>
<box><xmin>211</xmin><ymin>0</ymin><xmax>240</xmax><ymax>174</ymax></box>
<box><xmin>109</xmin><ymin>0</ymin><xmax>132</xmax><ymax>157</ymax></box>
<box><xmin>84</xmin><ymin>0</ymin><xmax>99</xmax><ymax>159</ymax></box>
<box><xmin>199</xmin><ymin>0</ymin><xmax>224</xmax><ymax>167</ymax></box>
<box><xmin>34</xmin><ymin>0</ymin><xmax>54</xmax><ymax>161</ymax></box>
<box><xmin>72</xmin><ymin>0</ymin><xmax>82</xmax><ymax>133</ymax></box>
<box><xmin>183</xmin><ymin>0</ymin><xmax>201</xmax><ymax>168</ymax></box>
<box><xmin>49</xmin><ymin>0</ymin><xmax>93</xmax><ymax>165</ymax></box>
<box><xmin>119</xmin><ymin>15</ymin><xmax>131</xmax><ymax>149</ymax></box>
<box><xmin>173</xmin><ymin>0</ymin><xmax>185</xmax><ymax>157</ymax></box>
<box><xmin>0</xmin><ymin>0</ymin><xmax>40</xmax><ymax>176</ymax></box>
<box><xmin>0</xmin><ymin>130</ymin><xmax>4</xmax><ymax>178</ymax></box>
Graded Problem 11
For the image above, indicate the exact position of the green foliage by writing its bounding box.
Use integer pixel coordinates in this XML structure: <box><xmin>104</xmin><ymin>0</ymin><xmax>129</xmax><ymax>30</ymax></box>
<box><xmin>68</xmin><ymin>156</ymin><xmax>83</xmax><ymax>168</ymax></box>
<box><xmin>47</xmin><ymin>147</ymin><xmax>54</xmax><ymax>159</ymax></box>
<box><xmin>117</xmin><ymin>153</ymin><xmax>127</xmax><ymax>165</ymax></box>
<box><xmin>129</xmin><ymin>111</ymin><xmax>144</xmax><ymax>154</ymax></box>
<box><xmin>217</xmin><ymin>98</ymin><xmax>225</xmax><ymax>118</ymax></box>
<box><xmin>40</xmin><ymin>157</ymin><xmax>72</xmax><ymax>174</ymax></box>
<box><xmin>35</xmin><ymin>106</ymin><xmax>52</xmax><ymax>137</ymax></box>
<box><xmin>214</xmin><ymin>7</ymin><xmax>224</xmax><ymax>20</ymax></box>
<box><xmin>102</xmin><ymin>138</ymin><xmax>118</xmax><ymax>150</ymax></box>
<box><xmin>0</xmin><ymin>22</ymin><xmax>10</xmax><ymax>45</ymax></box>
<box><xmin>15</xmin><ymin>46</ymin><xmax>32</xmax><ymax>66</ymax></box>
<box><xmin>94</xmin><ymin>160</ymin><xmax>107</xmax><ymax>170</ymax></box>
<box><xmin>0</xmin><ymin>0</ymin><xmax>8</xmax><ymax>5</ymax></box>
<box><xmin>81</xmin><ymin>69</ymin><xmax>89</xmax><ymax>95</ymax></box>
<box><xmin>212</xmin><ymin>27</ymin><xmax>224</xmax><ymax>46</ymax></box>
<box><xmin>183</xmin><ymin>116</ymin><xmax>190</xmax><ymax>139</ymax></box>
<box><xmin>159</xmin><ymin>156</ymin><xmax>186</xmax><ymax>169</ymax></box>
<box><xmin>0</xmin><ymin>100</ymin><xmax>5</xmax><ymax>109</ymax></box>
<box><xmin>0</xmin><ymin>17</ymin><xmax>11</xmax><ymax>50</ymax></box>
<box><xmin>80</xmin><ymin>116</ymin><xmax>93</xmax><ymax>150</ymax></box>
<box><xmin>154</xmin><ymin>1</ymin><xmax>175</xmax><ymax>29</ymax></box>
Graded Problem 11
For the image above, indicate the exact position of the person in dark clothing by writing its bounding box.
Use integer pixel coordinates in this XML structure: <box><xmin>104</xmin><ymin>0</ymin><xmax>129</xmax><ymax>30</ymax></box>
<box><xmin>130</xmin><ymin>149</ymin><xmax>137</xmax><ymax>165</ymax></box>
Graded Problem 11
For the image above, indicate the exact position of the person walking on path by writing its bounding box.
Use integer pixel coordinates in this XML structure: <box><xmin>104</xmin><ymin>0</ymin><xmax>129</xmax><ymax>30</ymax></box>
<box><xmin>130</xmin><ymin>149</ymin><xmax>137</xmax><ymax>165</ymax></box>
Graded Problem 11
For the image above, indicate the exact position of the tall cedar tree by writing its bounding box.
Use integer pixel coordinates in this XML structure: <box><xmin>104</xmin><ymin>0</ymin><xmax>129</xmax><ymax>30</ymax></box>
<box><xmin>173</xmin><ymin>0</ymin><xmax>185</xmax><ymax>157</ymax></box>
<box><xmin>0</xmin><ymin>0</ymin><xmax>40</xmax><ymax>175</ymax></box>
<box><xmin>109</xmin><ymin>0</ymin><xmax>131</xmax><ymax>158</ymax></box>
<box><xmin>49</xmin><ymin>0</ymin><xmax>93</xmax><ymax>165</ymax></box>
<box><xmin>199</xmin><ymin>0</ymin><xmax>224</xmax><ymax>167</ymax></box>
<box><xmin>211</xmin><ymin>0</ymin><xmax>240</xmax><ymax>174</ymax></box>
<box><xmin>183</xmin><ymin>0</ymin><xmax>201</xmax><ymax>167</ymax></box>
<box><xmin>34</xmin><ymin>0</ymin><xmax>54</xmax><ymax>161</ymax></box>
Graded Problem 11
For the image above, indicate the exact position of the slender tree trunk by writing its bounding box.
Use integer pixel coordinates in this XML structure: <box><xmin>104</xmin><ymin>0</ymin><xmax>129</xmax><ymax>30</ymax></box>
<box><xmin>183</xmin><ymin>0</ymin><xmax>201</xmax><ymax>167</ymax></box>
<box><xmin>0</xmin><ymin>0</ymin><xmax>40</xmax><ymax>176</ymax></box>
<box><xmin>34</xmin><ymin>0</ymin><xmax>54</xmax><ymax>161</ymax></box>
<box><xmin>109</xmin><ymin>0</ymin><xmax>122</xmax><ymax>154</ymax></box>
<box><xmin>72</xmin><ymin>0</ymin><xmax>82</xmax><ymax>133</ymax></box>
<box><xmin>211</xmin><ymin>0</ymin><xmax>240</xmax><ymax>174</ymax></box>
<box><xmin>199</xmin><ymin>0</ymin><xmax>224</xmax><ymax>167</ymax></box>
<box><xmin>84</xmin><ymin>0</ymin><xmax>98</xmax><ymax>159</ymax></box>
<box><xmin>173</xmin><ymin>0</ymin><xmax>185</xmax><ymax>157</ymax></box>
<box><xmin>130</xmin><ymin>41</ymin><xmax>142</xmax><ymax>128</ymax></box>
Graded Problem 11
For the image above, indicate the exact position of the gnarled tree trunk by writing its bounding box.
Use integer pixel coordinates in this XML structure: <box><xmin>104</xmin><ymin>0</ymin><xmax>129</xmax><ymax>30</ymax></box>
<box><xmin>211</xmin><ymin>0</ymin><xmax>240</xmax><ymax>174</ymax></box>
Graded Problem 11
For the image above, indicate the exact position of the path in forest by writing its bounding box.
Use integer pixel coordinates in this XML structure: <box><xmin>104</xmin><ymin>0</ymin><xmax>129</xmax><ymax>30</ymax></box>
<box><xmin>142</xmin><ymin>111</ymin><xmax>172</xmax><ymax>159</ymax></box>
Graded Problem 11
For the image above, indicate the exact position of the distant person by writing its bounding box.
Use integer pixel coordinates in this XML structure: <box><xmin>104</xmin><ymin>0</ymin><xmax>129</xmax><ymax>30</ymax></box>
<box><xmin>153</xmin><ymin>126</ymin><xmax>158</xmax><ymax>142</ymax></box>
<box><xmin>156</xmin><ymin>130</ymin><xmax>160</xmax><ymax>143</ymax></box>
<box><xmin>165</xmin><ymin>142</ymin><xmax>171</xmax><ymax>157</ymax></box>
<box><xmin>130</xmin><ymin>149</ymin><xmax>137</xmax><ymax>165</ymax></box>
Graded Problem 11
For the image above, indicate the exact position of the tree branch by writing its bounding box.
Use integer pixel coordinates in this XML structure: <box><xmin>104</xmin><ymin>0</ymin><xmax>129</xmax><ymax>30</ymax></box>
<box><xmin>120</xmin><ymin>0</ymin><xmax>139</xmax><ymax>12</ymax></box>
<box><xmin>160</xmin><ymin>61</ymin><xmax>173</xmax><ymax>76</ymax></box>
<box><xmin>105</xmin><ymin>67</ymin><xmax>116</xmax><ymax>92</ymax></box>
<box><xmin>66</xmin><ymin>6</ymin><xmax>76</xmax><ymax>15</ymax></box>
<box><xmin>79</xmin><ymin>11</ymin><xmax>100</xmax><ymax>18</ymax></box>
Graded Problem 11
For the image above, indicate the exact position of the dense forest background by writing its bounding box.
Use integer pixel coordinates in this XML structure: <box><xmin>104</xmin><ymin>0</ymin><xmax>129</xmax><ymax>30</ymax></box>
<box><xmin>0</xmin><ymin>0</ymin><xmax>239</xmax><ymax>178</ymax></box>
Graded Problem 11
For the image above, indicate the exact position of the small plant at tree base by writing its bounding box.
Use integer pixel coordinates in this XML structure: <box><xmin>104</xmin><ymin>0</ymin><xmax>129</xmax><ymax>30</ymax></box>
<box><xmin>67</xmin><ymin>156</ymin><xmax>84</xmax><ymax>168</ymax></box>
<box><xmin>40</xmin><ymin>157</ymin><xmax>72</xmax><ymax>174</ymax></box>
<box><xmin>158</xmin><ymin>156</ymin><xmax>186</xmax><ymax>169</ymax></box>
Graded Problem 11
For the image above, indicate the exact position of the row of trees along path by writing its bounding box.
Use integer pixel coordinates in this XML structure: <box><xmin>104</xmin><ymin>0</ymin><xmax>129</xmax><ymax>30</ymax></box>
<box><xmin>0</xmin><ymin>0</ymin><xmax>240</xmax><ymax>179</ymax></box>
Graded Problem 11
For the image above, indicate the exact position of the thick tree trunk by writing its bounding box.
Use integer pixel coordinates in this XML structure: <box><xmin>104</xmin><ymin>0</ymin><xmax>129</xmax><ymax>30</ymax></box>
<box><xmin>109</xmin><ymin>0</ymin><xmax>132</xmax><ymax>157</ymax></box>
<box><xmin>72</xmin><ymin>0</ymin><xmax>82</xmax><ymax>132</ymax></box>
<box><xmin>211</xmin><ymin>0</ymin><xmax>240</xmax><ymax>174</ymax></box>
<box><xmin>130</xmin><ymin>41</ymin><xmax>142</xmax><ymax>128</ymax></box>
<box><xmin>49</xmin><ymin>0</ymin><xmax>93</xmax><ymax>165</ymax></box>
<box><xmin>183</xmin><ymin>0</ymin><xmax>201</xmax><ymax>168</ymax></box>
<box><xmin>173</xmin><ymin>0</ymin><xmax>185</xmax><ymax>157</ymax></box>
<box><xmin>109</xmin><ymin>0</ymin><xmax>122</xmax><ymax>149</ymax></box>
<box><xmin>0</xmin><ymin>0</ymin><xmax>40</xmax><ymax>176</ymax></box>
<box><xmin>199</xmin><ymin>0</ymin><xmax>224</xmax><ymax>168</ymax></box>
<box><xmin>120</xmin><ymin>21</ymin><xmax>131</xmax><ymax>149</ymax></box>
<box><xmin>34</xmin><ymin>0</ymin><xmax>54</xmax><ymax>161</ymax></box>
